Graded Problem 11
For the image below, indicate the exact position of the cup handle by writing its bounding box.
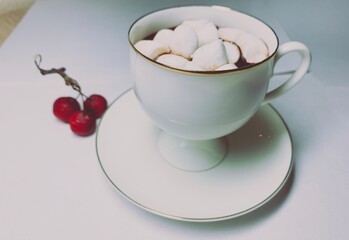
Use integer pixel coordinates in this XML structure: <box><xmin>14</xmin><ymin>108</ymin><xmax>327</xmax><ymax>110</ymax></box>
<box><xmin>262</xmin><ymin>41</ymin><xmax>311</xmax><ymax>105</ymax></box>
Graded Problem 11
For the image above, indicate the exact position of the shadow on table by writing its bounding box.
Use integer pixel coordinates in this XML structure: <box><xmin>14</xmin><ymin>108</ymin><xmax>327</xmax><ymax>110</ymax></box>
<box><xmin>160</xmin><ymin>167</ymin><xmax>295</xmax><ymax>231</ymax></box>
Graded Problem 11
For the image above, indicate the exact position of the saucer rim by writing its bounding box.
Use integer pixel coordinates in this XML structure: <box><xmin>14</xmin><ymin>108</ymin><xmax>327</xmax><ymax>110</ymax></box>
<box><xmin>95</xmin><ymin>89</ymin><xmax>294</xmax><ymax>222</ymax></box>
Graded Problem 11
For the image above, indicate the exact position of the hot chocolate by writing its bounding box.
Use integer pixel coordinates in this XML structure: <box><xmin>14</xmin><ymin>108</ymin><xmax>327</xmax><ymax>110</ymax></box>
<box><xmin>135</xmin><ymin>19</ymin><xmax>269</xmax><ymax>71</ymax></box>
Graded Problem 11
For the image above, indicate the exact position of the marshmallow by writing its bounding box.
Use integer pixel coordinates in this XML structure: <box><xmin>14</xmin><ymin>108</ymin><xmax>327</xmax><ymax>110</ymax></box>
<box><xmin>219</xmin><ymin>27</ymin><xmax>269</xmax><ymax>63</ymax></box>
<box><xmin>185</xmin><ymin>61</ymin><xmax>205</xmax><ymax>71</ymax></box>
<box><xmin>218</xmin><ymin>27</ymin><xmax>243</xmax><ymax>43</ymax></box>
<box><xmin>134</xmin><ymin>40</ymin><xmax>170</xmax><ymax>60</ymax></box>
<box><xmin>215</xmin><ymin>64</ymin><xmax>238</xmax><ymax>71</ymax></box>
<box><xmin>223</xmin><ymin>42</ymin><xmax>240</xmax><ymax>64</ymax></box>
<box><xmin>192</xmin><ymin>40</ymin><xmax>228</xmax><ymax>71</ymax></box>
<box><xmin>156</xmin><ymin>54</ymin><xmax>189</xmax><ymax>70</ymax></box>
<box><xmin>183</xmin><ymin>19</ymin><xmax>219</xmax><ymax>46</ymax></box>
<box><xmin>194</xmin><ymin>22</ymin><xmax>219</xmax><ymax>46</ymax></box>
<box><xmin>235</xmin><ymin>32</ymin><xmax>269</xmax><ymax>63</ymax></box>
<box><xmin>169</xmin><ymin>25</ymin><xmax>198</xmax><ymax>59</ymax></box>
<box><xmin>153</xmin><ymin>29</ymin><xmax>174</xmax><ymax>48</ymax></box>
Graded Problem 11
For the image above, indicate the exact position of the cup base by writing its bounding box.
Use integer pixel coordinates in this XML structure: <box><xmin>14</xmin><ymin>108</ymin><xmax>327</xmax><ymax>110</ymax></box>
<box><xmin>157</xmin><ymin>131</ymin><xmax>228</xmax><ymax>172</ymax></box>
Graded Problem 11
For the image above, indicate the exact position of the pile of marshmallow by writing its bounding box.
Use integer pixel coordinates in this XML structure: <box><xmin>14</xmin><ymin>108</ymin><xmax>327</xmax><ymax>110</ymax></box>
<box><xmin>134</xmin><ymin>19</ymin><xmax>269</xmax><ymax>71</ymax></box>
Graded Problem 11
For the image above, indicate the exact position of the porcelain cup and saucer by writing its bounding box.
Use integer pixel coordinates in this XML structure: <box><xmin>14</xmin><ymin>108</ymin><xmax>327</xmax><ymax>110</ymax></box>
<box><xmin>96</xmin><ymin>5</ymin><xmax>311</xmax><ymax>222</ymax></box>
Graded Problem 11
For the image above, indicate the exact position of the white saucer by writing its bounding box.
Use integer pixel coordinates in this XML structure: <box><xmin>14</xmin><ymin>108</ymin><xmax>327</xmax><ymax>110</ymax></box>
<box><xmin>96</xmin><ymin>89</ymin><xmax>293</xmax><ymax>222</ymax></box>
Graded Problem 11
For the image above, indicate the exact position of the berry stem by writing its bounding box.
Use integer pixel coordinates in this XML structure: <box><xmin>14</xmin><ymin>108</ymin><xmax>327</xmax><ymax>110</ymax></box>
<box><xmin>34</xmin><ymin>54</ymin><xmax>82</xmax><ymax>94</ymax></box>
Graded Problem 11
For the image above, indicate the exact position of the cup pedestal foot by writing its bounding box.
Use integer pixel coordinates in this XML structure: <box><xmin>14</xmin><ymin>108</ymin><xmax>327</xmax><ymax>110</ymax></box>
<box><xmin>157</xmin><ymin>132</ymin><xmax>228</xmax><ymax>172</ymax></box>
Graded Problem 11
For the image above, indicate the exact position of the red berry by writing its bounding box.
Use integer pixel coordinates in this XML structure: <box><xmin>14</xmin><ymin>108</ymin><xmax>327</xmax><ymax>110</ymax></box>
<box><xmin>83</xmin><ymin>94</ymin><xmax>108</xmax><ymax>118</ymax></box>
<box><xmin>69</xmin><ymin>110</ymin><xmax>96</xmax><ymax>136</ymax></box>
<box><xmin>53</xmin><ymin>97</ymin><xmax>80</xmax><ymax>123</ymax></box>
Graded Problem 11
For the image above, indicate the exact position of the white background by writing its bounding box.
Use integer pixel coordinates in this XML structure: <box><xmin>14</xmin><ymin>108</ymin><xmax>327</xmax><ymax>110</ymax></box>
<box><xmin>0</xmin><ymin>0</ymin><xmax>348</xmax><ymax>239</ymax></box>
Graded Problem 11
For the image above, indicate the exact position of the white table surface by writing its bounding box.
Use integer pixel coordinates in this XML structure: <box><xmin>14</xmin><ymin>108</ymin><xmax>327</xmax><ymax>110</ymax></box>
<box><xmin>1</xmin><ymin>0</ymin><xmax>348</xmax><ymax>239</ymax></box>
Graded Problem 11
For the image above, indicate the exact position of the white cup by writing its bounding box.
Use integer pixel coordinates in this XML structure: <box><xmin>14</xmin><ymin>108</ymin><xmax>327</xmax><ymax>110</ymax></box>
<box><xmin>128</xmin><ymin>6</ymin><xmax>311</xmax><ymax>171</ymax></box>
